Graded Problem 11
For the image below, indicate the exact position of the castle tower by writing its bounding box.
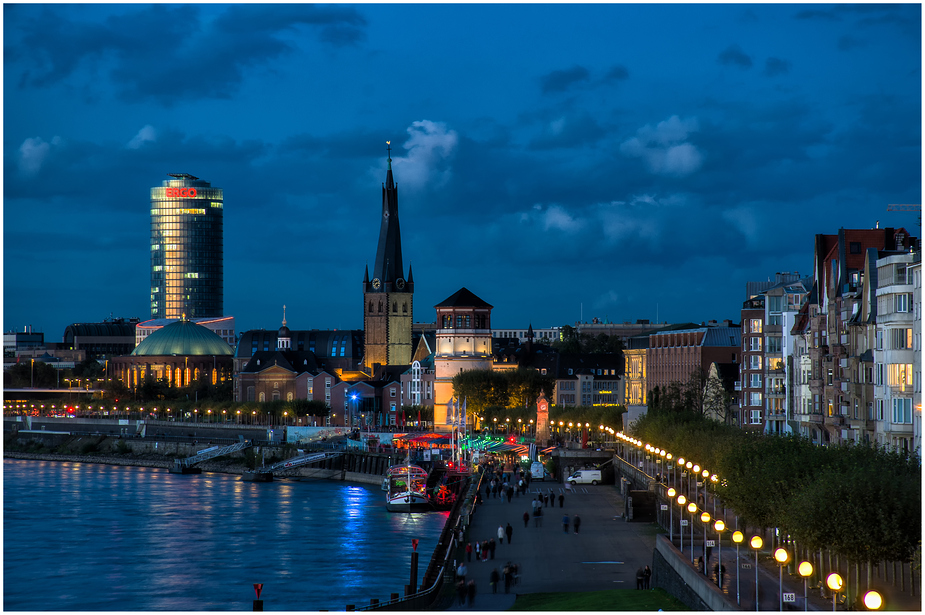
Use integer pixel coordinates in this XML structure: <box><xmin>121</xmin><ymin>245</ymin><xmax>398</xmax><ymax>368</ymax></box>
<box><xmin>363</xmin><ymin>143</ymin><xmax>413</xmax><ymax>372</ymax></box>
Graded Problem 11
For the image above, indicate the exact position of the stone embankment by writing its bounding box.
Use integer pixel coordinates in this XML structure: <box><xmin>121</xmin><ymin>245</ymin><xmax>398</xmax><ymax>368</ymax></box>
<box><xmin>4</xmin><ymin>450</ymin><xmax>254</xmax><ymax>474</ymax></box>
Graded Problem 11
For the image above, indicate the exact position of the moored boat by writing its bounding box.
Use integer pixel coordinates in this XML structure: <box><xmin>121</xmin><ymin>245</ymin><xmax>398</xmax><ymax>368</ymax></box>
<box><xmin>385</xmin><ymin>464</ymin><xmax>431</xmax><ymax>512</ymax></box>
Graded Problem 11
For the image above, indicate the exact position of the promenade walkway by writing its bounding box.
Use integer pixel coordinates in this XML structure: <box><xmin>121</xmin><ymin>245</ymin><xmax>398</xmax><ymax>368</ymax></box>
<box><xmin>444</xmin><ymin>481</ymin><xmax>657</xmax><ymax>610</ymax></box>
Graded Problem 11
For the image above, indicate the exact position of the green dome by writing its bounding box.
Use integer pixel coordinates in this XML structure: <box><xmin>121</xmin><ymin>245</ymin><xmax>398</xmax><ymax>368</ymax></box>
<box><xmin>132</xmin><ymin>320</ymin><xmax>233</xmax><ymax>357</ymax></box>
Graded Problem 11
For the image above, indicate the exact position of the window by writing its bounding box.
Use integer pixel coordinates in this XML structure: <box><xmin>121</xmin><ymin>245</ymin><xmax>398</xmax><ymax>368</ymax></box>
<box><xmin>891</xmin><ymin>328</ymin><xmax>913</xmax><ymax>349</ymax></box>
<box><xmin>390</xmin><ymin>388</ymin><xmax>396</xmax><ymax>397</ymax></box>
<box><xmin>887</xmin><ymin>364</ymin><xmax>913</xmax><ymax>390</ymax></box>
<box><xmin>750</xmin><ymin>410</ymin><xmax>762</xmax><ymax>424</ymax></box>
<box><xmin>766</xmin><ymin>336</ymin><xmax>782</xmax><ymax>353</ymax></box>
<box><xmin>768</xmin><ymin>295</ymin><xmax>783</xmax><ymax>313</ymax></box>
<box><xmin>442</xmin><ymin>315</ymin><xmax>452</xmax><ymax>328</ymax></box>
<box><xmin>750</xmin><ymin>319</ymin><xmax>763</xmax><ymax>333</ymax></box>
<box><xmin>749</xmin><ymin>337</ymin><xmax>762</xmax><ymax>351</ymax></box>
<box><xmin>892</xmin><ymin>398</ymin><xmax>913</xmax><ymax>424</ymax></box>
<box><xmin>849</xmin><ymin>241</ymin><xmax>861</xmax><ymax>254</ymax></box>
<box><xmin>895</xmin><ymin>293</ymin><xmax>911</xmax><ymax>313</ymax></box>
<box><xmin>750</xmin><ymin>374</ymin><xmax>762</xmax><ymax>388</ymax></box>
<box><xmin>875</xmin><ymin>364</ymin><xmax>883</xmax><ymax>386</ymax></box>
<box><xmin>749</xmin><ymin>392</ymin><xmax>762</xmax><ymax>406</ymax></box>
<box><xmin>877</xmin><ymin>399</ymin><xmax>884</xmax><ymax>421</ymax></box>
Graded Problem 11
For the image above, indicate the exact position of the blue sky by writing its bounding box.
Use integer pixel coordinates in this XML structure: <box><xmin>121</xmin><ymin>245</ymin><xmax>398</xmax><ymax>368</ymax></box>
<box><xmin>4</xmin><ymin>3</ymin><xmax>921</xmax><ymax>341</ymax></box>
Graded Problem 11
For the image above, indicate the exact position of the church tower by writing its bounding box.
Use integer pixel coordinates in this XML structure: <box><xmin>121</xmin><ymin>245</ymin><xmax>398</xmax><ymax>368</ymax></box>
<box><xmin>363</xmin><ymin>143</ymin><xmax>413</xmax><ymax>373</ymax></box>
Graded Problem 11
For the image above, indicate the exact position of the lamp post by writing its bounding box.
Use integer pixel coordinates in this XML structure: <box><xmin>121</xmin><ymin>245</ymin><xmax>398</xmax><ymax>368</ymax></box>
<box><xmin>667</xmin><ymin>488</ymin><xmax>676</xmax><ymax>543</ymax></box>
<box><xmin>700</xmin><ymin>511</ymin><xmax>711</xmax><ymax>576</ymax></box>
<box><xmin>714</xmin><ymin>520</ymin><xmax>725</xmax><ymax>589</ymax></box>
<box><xmin>826</xmin><ymin>573</ymin><xmax>843</xmax><ymax>612</ymax></box>
<box><xmin>750</xmin><ymin>535</ymin><xmax>763</xmax><ymax>611</ymax></box>
<box><xmin>677</xmin><ymin>494</ymin><xmax>687</xmax><ymax>552</ymax></box>
<box><xmin>774</xmin><ymin>547</ymin><xmax>790</xmax><ymax>611</ymax></box>
<box><xmin>685</xmin><ymin>461</ymin><xmax>693</xmax><ymax>498</ymax></box>
<box><xmin>692</xmin><ymin>464</ymin><xmax>702</xmax><ymax>506</ymax></box>
<box><xmin>798</xmin><ymin>561</ymin><xmax>813</xmax><ymax>612</ymax></box>
<box><xmin>676</xmin><ymin>457</ymin><xmax>685</xmax><ymax>490</ymax></box>
<box><xmin>493</xmin><ymin>417</ymin><xmax>498</xmax><ymax>435</ymax></box>
<box><xmin>733</xmin><ymin>531</ymin><xmax>744</xmax><ymax>606</ymax></box>
<box><xmin>687</xmin><ymin>502</ymin><xmax>697</xmax><ymax>564</ymax></box>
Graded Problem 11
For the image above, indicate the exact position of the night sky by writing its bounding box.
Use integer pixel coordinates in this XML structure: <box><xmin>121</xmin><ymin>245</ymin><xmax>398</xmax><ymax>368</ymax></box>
<box><xmin>4</xmin><ymin>3</ymin><xmax>921</xmax><ymax>342</ymax></box>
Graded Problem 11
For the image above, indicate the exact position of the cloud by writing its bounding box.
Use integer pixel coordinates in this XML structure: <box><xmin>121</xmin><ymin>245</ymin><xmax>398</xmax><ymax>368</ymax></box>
<box><xmin>7</xmin><ymin>4</ymin><xmax>368</xmax><ymax>105</ymax></box>
<box><xmin>126</xmin><ymin>125</ymin><xmax>157</xmax><ymax>149</ymax></box>
<box><xmin>717</xmin><ymin>45</ymin><xmax>753</xmax><ymax>69</ymax></box>
<box><xmin>540</xmin><ymin>65</ymin><xmax>590</xmax><ymax>94</ymax></box>
<box><xmin>604</xmin><ymin>64</ymin><xmax>629</xmax><ymax>82</ymax></box>
<box><xmin>620</xmin><ymin>116</ymin><xmax>704</xmax><ymax>176</ymax></box>
<box><xmin>533</xmin><ymin>204</ymin><xmax>583</xmax><ymax>233</ymax></box>
<box><xmin>386</xmin><ymin>120</ymin><xmax>458</xmax><ymax>190</ymax></box>
<box><xmin>763</xmin><ymin>57</ymin><xmax>791</xmax><ymax>77</ymax></box>
<box><xmin>18</xmin><ymin>136</ymin><xmax>61</xmax><ymax>176</ymax></box>
<box><xmin>529</xmin><ymin>112</ymin><xmax>604</xmax><ymax>150</ymax></box>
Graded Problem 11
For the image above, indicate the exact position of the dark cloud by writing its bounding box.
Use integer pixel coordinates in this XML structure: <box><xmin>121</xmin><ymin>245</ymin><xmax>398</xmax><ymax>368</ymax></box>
<box><xmin>763</xmin><ymin>57</ymin><xmax>791</xmax><ymax>77</ymax></box>
<box><xmin>717</xmin><ymin>45</ymin><xmax>752</xmax><ymax>69</ymax></box>
<box><xmin>528</xmin><ymin>113</ymin><xmax>605</xmax><ymax>150</ymax></box>
<box><xmin>837</xmin><ymin>35</ymin><xmax>867</xmax><ymax>51</ymax></box>
<box><xmin>5</xmin><ymin>4</ymin><xmax>367</xmax><ymax>104</ymax></box>
<box><xmin>604</xmin><ymin>64</ymin><xmax>629</xmax><ymax>82</ymax></box>
<box><xmin>540</xmin><ymin>65</ymin><xmax>590</xmax><ymax>94</ymax></box>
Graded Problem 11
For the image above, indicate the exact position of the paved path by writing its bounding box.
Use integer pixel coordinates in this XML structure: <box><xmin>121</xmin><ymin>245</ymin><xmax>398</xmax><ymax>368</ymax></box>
<box><xmin>444</xmin><ymin>481</ymin><xmax>657</xmax><ymax>610</ymax></box>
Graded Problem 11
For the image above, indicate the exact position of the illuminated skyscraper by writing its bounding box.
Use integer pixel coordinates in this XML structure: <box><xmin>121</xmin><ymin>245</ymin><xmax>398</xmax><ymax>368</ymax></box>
<box><xmin>150</xmin><ymin>173</ymin><xmax>223</xmax><ymax>319</ymax></box>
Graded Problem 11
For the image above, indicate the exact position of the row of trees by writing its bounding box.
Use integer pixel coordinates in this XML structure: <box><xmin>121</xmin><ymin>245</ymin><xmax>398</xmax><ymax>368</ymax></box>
<box><xmin>631</xmin><ymin>409</ymin><xmax>921</xmax><ymax>567</ymax></box>
<box><xmin>550</xmin><ymin>325</ymin><xmax>625</xmax><ymax>355</ymax></box>
<box><xmin>451</xmin><ymin>367</ymin><xmax>626</xmax><ymax>434</ymax></box>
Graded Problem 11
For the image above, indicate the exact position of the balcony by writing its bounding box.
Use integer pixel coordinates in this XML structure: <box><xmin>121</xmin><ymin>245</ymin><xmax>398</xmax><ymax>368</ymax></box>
<box><xmin>734</xmin><ymin>381</ymin><xmax>742</xmax><ymax>391</ymax></box>
<box><xmin>767</xmin><ymin>386</ymin><xmax>786</xmax><ymax>397</ymax></box>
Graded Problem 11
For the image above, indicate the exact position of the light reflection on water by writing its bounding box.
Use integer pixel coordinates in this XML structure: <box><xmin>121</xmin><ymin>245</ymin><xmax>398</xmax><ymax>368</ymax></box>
<box><xmin>4</xmin><ymin>459</ymin><xmax>448</xmax><ymax>611</ymax></box>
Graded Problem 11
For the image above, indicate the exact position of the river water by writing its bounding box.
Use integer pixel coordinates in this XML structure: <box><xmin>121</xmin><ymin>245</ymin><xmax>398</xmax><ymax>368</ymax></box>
<box><xmin>3</xmin><ymin>460</ymin><xmax>449</xmax><ymax>611</ymax></box>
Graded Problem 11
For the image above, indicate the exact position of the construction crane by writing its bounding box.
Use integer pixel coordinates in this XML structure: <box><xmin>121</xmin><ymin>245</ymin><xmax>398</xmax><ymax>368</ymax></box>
<box><xmin>886</xmin><ymin>204</ymin><xmax>921</xmax><ymax>229</ymax></box>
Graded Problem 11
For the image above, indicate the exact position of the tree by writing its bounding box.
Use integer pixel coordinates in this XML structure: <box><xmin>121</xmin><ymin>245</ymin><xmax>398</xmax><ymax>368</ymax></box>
<box><xmin>551</xmin><ymin>325</ymin><xmax>580</xmax><ymax>354</ymax></box>
<box><xmin>452</xmin><ymin>369</ymin><xmax>509</xmax><ymax>417</ymax></box>
<box><xmin>506</xmin><ymin>368</ymin><xmax>556</xmax><ymax>411</ymax></box>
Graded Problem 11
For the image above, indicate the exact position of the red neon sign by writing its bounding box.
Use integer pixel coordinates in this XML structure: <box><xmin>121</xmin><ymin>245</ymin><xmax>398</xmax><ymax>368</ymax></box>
<box><xmin>165</xmin><ymin>187</ymin><xmax>198</xmax><ymax>198</ymax></box>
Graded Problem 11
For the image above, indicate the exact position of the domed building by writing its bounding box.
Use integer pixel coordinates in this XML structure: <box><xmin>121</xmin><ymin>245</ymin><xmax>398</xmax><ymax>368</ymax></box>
<box><xmin>111</xmin><ymin>318</ymin><xmax>234</xmax><ymax>391</ymax></box>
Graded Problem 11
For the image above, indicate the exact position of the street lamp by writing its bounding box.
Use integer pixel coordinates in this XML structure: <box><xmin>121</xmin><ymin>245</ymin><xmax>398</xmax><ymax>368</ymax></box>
<box><xmin>774</xmin><ymin>547</ymin><xmax>790</xmax><ymax>611</ymax></box>
<box><xmin>826</xmin><ymin>573</ymin><xmax>843</xmax><ymax>612</ymax></box>
<box><xmin>687</xmin><ymin>502</ymin><xmax>698</xmax><ymax>564</ymax></box>
<box><xmin>714</xmin><ymin>520</ymin><xmax>725</xmax><ymax>589</ymax></box>
<box><xmin>493</xmin><ymin>417</ymin><xmax>498</xmax><ymax>435</ymax></box>
<box><xmin>667</xmin><ymin>488</ymin><xmax>676</xmax><ymax>542</ymax></box>
<box><xmin>750</xmin><ymin>536</ymin><xmax>763</xmax><ymax>611</ymax></box>
<box><xmin>732</xmin><ymin>531</ymin><xmax>744</xmax><ymax>606</ymax></box>
<box><xmin>677</xmin><ymin>494</ymin><xmax>687</xmax><ymax>552</ymax></box>
<box><xmin>700</xmin><ymin>511</ymin><xmax>711</xmax><ymax>576</ymax></box>
<box><xmin>798</xmin><ymin>561</ymin><xmax>814</xmax><ymax>612</ymax></box>
<box><xmin>862</xmin><ymin>590</ymin><xmax>883</xmax><ymax>610</ymax></box>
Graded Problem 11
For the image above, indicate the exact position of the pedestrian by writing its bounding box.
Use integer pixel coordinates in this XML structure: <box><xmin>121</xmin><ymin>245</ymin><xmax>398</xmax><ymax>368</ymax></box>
<box><xmin>573</xmin><ymin>514</ymin><xmax>581</xmax><ymax>533</ymax></box>
<box><xmin>697</xmin><ymin>556</ymin><xmax>704</xmax><ymax>573</ymax></box>
<box><xmin>457</xmin><ymin>561</ymin><xmax>467</xmax><ymax>582</ymax></box>
<box><xmin>523</xmin><ymin>511</ymin><xmax>530</xmax><ymax>528</ymax></box>
<box><xmin>558</xmin><ymin>493</ymin><xmax>564</xmax><ymax>508</ymax></box>
<box><xmin>636</xmin><ymin>567</ymin><xmax>645</xmax><ymax>590</ymax></box>
<box><xmin>474</xmin><ymin>541</ymin><xmax>481</xmax><ymax>561</ymax></box>
<box><xmin>466</xmin><ymin>542</ymin><xmax>473</xmax><ymax>562</ymax></box>
<box><xmin>536</xmin><ymin>505</ymin><xmax>543</xmax><ymax>526</ymax></box>
<box><xmin>562</xmin><ymin>513</ymin><xmax>570</xmax><ymax>533</ymax></box>
<box><xmin>467</xmin><ymin>580</ymin><xmax>476</xmax><ymax>607</ymax></box>
<box><xmin>457</xmin><ymin>580</ymin><xmax>467</xmax><ymax>605</ymax></box>
<box><xmin>503</xmin><ymin>564</ymin><xmax>513</xmax><ymax>594</ymax></box>
<box><xmin>482</xmin><ymin>540</ymin><xmax>489</xmax><ymax>562</ymax></box>
<box><xmin>543</xmin><ymin>493</ymin><xmax>549</xmax><ymax>507</ymax></box>
<box><xmin>512</xmin><ymin>562</ymin><xmax>520</xmax><ymax>585</ymax></box>
<box><xmin>506</xmin><ymin>487</ymin><xmax>513</xmax><ymax>503</ymax></box>
<box><xmin>505</xmin><ymin>522</ymin><xmax>513</xmax><ymax>544</ymax></box>
<box><xmin>497</xmin><ymin>524</ymin><xmax>505</xmax><ymax>545</ymax></box>
<box><xmin>489</xmin><ymin>568</ymin><xmax>500</xmax><ymax>594</ymax></box>
<box><xmin>644</xmin><ymin>565</ymin><xmax>651</xmax><ymax>589</ymax></box>
<box><xmin>489</xmin><ymin>538</ymin><xmax>496</xmax><ymax>560</ymax></box>
<box><xmin>531</xmin><ymin>498</ymin><xmax>538</xmax><ymax>513</ymax></box>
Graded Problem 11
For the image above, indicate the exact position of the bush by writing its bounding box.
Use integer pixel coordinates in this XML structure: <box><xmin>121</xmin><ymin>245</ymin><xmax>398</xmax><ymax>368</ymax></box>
<box><xmin>80</xmin><ymin>441</ymin><xmax>99</xmax><ymax>454</ymax></box>
<box><xmin>114</xmin><ymin>439</ymin><xmax>132</xmax><ymax>455</ymax></box>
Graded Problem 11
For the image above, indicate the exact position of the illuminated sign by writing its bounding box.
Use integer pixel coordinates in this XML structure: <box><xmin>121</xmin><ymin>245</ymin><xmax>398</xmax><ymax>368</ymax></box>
<box><xmin>165</xmin><ymin>187</ymin><xmax>198</xmax><ymax>198</ymax></box>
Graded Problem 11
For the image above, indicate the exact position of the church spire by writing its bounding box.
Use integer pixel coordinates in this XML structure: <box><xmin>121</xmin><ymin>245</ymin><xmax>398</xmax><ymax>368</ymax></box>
<box><xmin>369</xmin><ymin>141</ymin><xmax>405</xmax><ymax>291</ymax></box>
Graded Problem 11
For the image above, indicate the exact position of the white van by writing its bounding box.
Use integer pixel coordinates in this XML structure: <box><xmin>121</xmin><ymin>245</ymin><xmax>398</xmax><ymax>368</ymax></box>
<box><xmin>530</xmin><ymin>461</ymin><xmax>546</xmax><ymax>481</ymax></box>
<box><xmin>567</xmin><ymin>469</ymin><xmax>602</xmax><ymax>485</ymax></box>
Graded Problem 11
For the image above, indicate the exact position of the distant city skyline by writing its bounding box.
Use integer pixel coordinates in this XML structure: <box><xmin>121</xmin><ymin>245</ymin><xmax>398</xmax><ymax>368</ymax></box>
<box><xmin>4</xmin><ymin>3</ymin><xmax>920</xmax><ymax>341</ymax></box>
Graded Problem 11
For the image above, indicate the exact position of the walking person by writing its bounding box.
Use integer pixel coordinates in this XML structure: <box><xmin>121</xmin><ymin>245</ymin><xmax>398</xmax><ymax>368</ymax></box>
<box><xmin>636</xmin><ymin>567</ymin><xmax>645</xmax><ymax>590</ymax></box>
<box><xmin>558</xmin><ymin>493</ymin><xmax>564</xmax><ymax>508</ymax></box>
<box><xmin>503</xmin><ymin>564</ymin><xmax>513</xmax><ymax>594</ymax></box>
<box><xmin>489</xmin><ymin>538</ymin><xmax>496</xmax><ymax>560</ymax></box>
<box><xmin>466</xmin><ymin>542</ymin><xmax>472</xmax><ymax>562</ymax></box>
<box><xmin>497</xmin><ymin>524</ymin><xmax>505</xmax><ymax>545</ymax></box>
<box><xmin>474</xmin><ymin>540</ymin><xmax>481</xmax><ymax>561</ymax></box>
<box><xmin>457</xmin><ymin>580</ymin><xmax>467</xmax><ymax>605</ymax></box>
<box><xmin>562</xmin><ymin>513</ymin><xmax>570</xmax><ymax>533</ymax></box>
<box><xmin>457</xmin><ymin>561</ymin><xmax>468</xmax><ymax>583</ymax></box>
<box><xmin>522</xmin><ymin>511</ymin><xmax>529</xmax><ymax>528</ymax></box>
<box><xmin>536</xmin><ymin>505</ymin><xmax>543</xmax><ymax>526</ymax></box>
<box><xmin>489</xmin><ymin>568</ymin><xmax>499</xmax><ymax>594</ymax></box>
<box><xmin>573</xmin><ymin>514</ymin><xmax>581</xmax><ymax>534</ymax></box>
<box><xmin>505</xmin><ymin>522</ymin><xmax>513</xmax><ymax>545</ymax></box>
<box><xmin>644</xmin><ymin>565</ymin><xmax>651</xmax><ymax>589</ymax></box>
<box><xmin>482</xmin><ymin>540</ymin><xmax>489</xmax><ymax>562</ymax></box>
<box><xmin>467</xmin><ymin>580</ymin><xmax>476</xmax><ymax>608</ymax></box>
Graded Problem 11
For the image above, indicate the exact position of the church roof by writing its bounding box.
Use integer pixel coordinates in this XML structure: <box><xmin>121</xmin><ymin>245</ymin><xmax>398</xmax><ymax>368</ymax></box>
<box><xmin>435</xmin><ymin>287</ymin><xmax>493</xmax><ymax>309</ymax></box>
<box><xmin>131</xmin><ymin>320</ymin><xmax>233</xmax><ymax>357</ymax></box>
